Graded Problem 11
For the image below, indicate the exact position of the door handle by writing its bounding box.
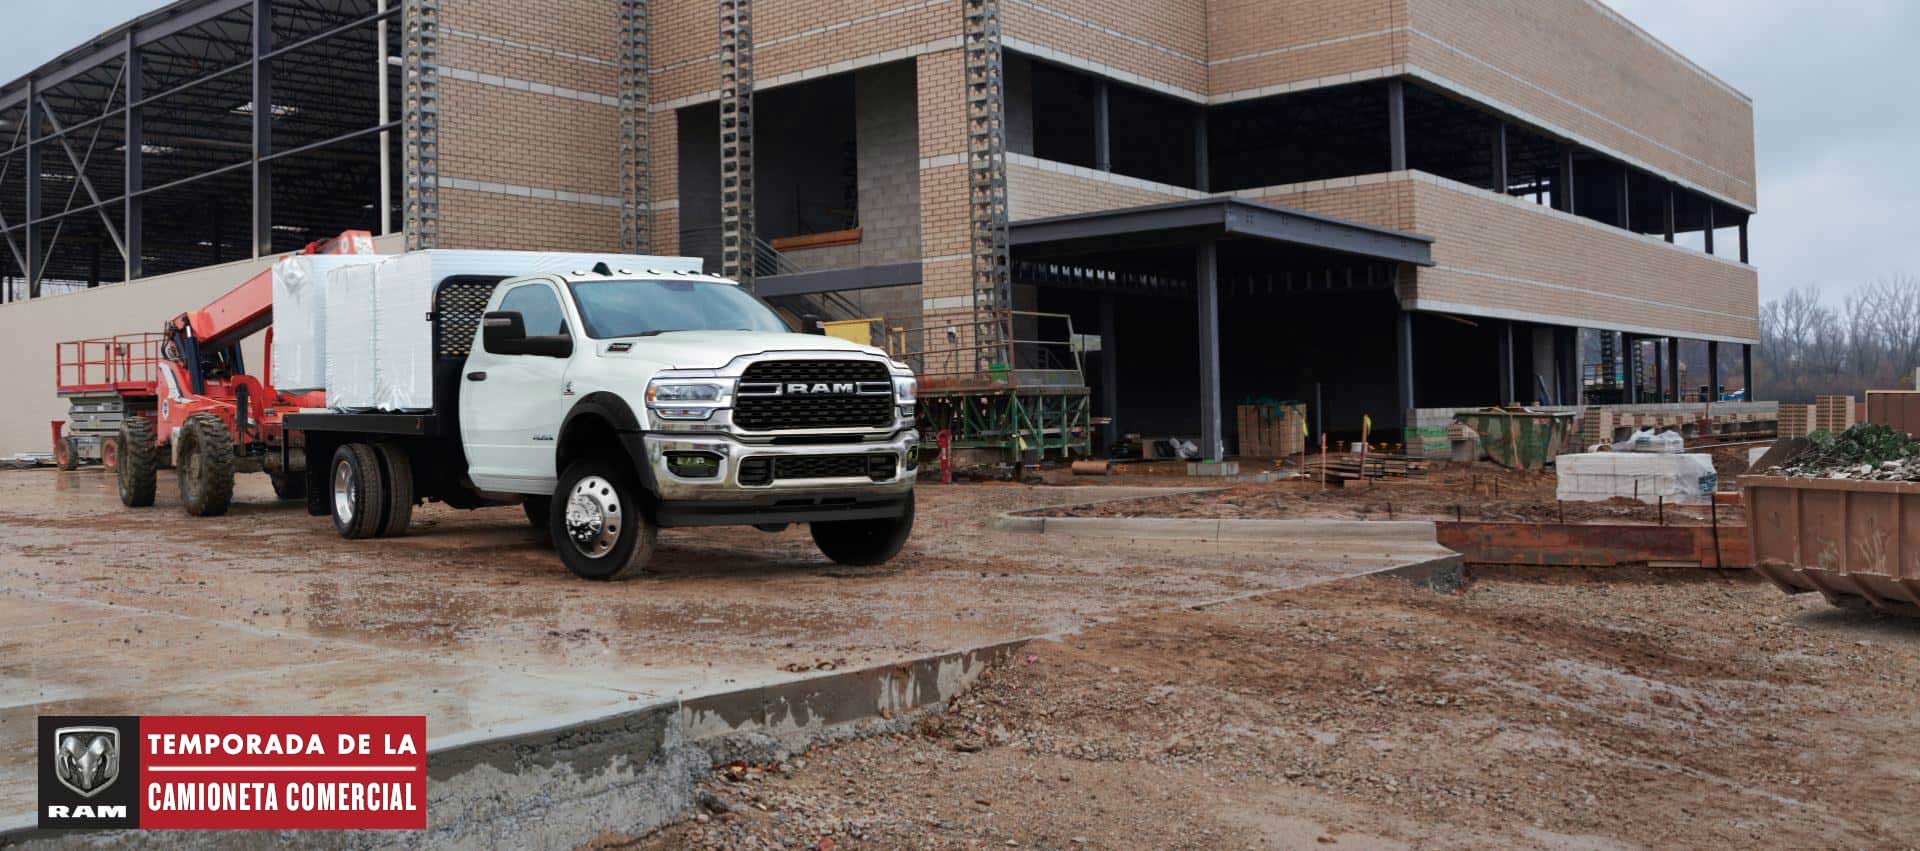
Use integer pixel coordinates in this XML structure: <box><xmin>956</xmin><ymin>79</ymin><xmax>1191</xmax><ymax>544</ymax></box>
<box><xmin>467</xmin><ymin>371</ymin><xmax>487</xmax><ymax>381</ymax></box>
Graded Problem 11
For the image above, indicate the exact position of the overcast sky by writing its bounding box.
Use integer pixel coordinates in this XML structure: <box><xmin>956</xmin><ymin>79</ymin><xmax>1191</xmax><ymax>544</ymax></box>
<box><xmin>6</xmin><ymin>1</ymin><xmax>1916</xmax><ymax>304</ymax></box>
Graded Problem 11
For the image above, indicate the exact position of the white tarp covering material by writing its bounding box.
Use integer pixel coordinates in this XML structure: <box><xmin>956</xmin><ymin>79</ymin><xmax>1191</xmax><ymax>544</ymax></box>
<box><xmin>1555</xmin><ymin>452</ymin><xmax>1719</xmax><ymax>506</ymax></box>
<box><xmin>268</xmin><ymin>254</ymin><xmax>385</xmax><ymax>391</ymax></box>
<box><xmin>323</xmin><ymin>263</ymin><xmax>381</xmax><ymax>410</ymax></box>
<box><xmin>325</xmin><ymin>250</ymin><xmax>706</xmax><ymax>412</ymax></box>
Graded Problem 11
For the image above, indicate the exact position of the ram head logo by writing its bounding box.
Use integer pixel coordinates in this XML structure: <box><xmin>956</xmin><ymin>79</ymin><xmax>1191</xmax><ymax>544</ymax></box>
<box><xmin>53</xmin><ymin>727</ymin><xmax>120</xmax><ymax>797</ymax></box>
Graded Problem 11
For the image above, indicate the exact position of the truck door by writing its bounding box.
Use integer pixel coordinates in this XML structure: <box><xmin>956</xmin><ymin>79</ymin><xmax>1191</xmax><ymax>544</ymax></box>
<box><xmin>460</xmin><ymin>280</ymin><xmax>573</xmax><ymax>493</ymax></box>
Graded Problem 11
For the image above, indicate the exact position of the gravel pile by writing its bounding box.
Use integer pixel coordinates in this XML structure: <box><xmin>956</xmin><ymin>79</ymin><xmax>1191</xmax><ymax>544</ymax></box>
<box><xmin>1769</xmin><ymin>424</ymin><xmax>1920</xmax><ymax>481</ymax></box>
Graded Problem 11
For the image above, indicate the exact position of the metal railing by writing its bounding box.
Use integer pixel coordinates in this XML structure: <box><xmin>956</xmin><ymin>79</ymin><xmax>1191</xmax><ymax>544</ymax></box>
<box><xmin>887</xmin><ymin>310</ymin><xmax>1085</xmax><ymax>391</ymax></box>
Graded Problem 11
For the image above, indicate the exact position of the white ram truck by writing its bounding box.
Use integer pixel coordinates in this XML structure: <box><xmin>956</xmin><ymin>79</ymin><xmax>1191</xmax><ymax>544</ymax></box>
<box><xmin>285</xmin><ymin>260</ymin><xmax>919</xmax><ymax>580</ymax></box>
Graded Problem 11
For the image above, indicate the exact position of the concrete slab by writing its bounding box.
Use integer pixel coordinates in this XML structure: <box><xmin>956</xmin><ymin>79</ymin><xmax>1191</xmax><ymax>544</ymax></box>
<box><xmin>0</xmin><ymin>470</ymin><xmax>1438</xmax><ymax>834</ymax></box>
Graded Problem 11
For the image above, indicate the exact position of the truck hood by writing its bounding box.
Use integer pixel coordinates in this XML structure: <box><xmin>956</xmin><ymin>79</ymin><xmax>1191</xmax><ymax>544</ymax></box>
<box><xmin>593</xmin><ymin>330</ymin><xmax>888</xmax><ymax>369</ymax></box>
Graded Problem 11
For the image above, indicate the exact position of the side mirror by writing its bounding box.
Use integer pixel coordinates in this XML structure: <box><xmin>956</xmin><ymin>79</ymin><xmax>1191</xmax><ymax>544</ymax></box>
<box><xmin>483</xmin><ymin>311</ymin><xmax>573</xmax><ymax>358</ymax></box>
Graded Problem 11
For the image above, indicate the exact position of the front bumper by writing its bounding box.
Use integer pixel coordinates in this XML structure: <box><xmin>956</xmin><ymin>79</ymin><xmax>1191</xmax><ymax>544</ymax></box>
<box><xmin>642</xmin><ymin>430</ymin><xmax>918</xmax><ymax>505</ymax></box>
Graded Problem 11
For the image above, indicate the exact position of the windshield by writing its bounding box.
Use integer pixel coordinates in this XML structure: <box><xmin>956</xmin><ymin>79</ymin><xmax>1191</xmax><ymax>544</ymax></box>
<box><xmin>568</xmin><ymin>278</ymin><xmax>791</xmax><ymax>339</ymax></box>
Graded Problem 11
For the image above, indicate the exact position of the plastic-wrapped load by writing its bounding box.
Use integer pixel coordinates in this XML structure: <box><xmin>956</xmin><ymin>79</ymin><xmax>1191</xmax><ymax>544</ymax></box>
<box><xmin>1555</xmin><ymin>452</ymin><xmax>1719</xmax><ymax>505</ymax></box>
<box><xmin>268</xmin><ymin>254</ymin><xmax>384</xmax><ymax>391</ymax></box>
<box><xmin>327</xmin><ymin>250</ymin><xmax>705</xmax><ymax>412</ymax></box>
<box><xmin>323</xmin><ymin>263</ymin><xmax>381</xmax><ymax>410</ymax></box>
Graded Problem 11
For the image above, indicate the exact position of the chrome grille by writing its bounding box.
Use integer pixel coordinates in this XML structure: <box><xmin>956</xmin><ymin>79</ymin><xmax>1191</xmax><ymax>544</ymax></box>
<box><xmin>735</xmin><ymin>359</ymin><xmax>894</xmax><ymax>430</ymax></box>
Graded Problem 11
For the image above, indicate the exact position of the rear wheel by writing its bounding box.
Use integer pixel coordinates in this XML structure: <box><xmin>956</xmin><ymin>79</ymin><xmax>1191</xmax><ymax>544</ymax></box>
<box><xmin>330</xmin><ymin>443</ymin><xmax>385</xmax><ymax>540</ymax></box>
<box><xmin>372</xmin><ymin>442</ymin><xmax>414</xmax><ymax>538</ymax></box>
<box><xmin>551</xmin><ymin>461</ymin><xmax>655</xmax><ymax>581</ymax></box>
<box><xmin>54</xmin><ymin>436</ymin><xmax>77</xmax><ymax>471</ymax></box>
<box><xmin>175</xmin><ymin>413</ymin><xmax>235</xmax><ymax>517</ymax></box>
<box><xmin>811</xmin><ymin>492</ymin><xmax>914</xmax><ymax>566</ymax></box>
<box><xmin>117</xmin><ymin>416</ymin><xmax>157</xmax><ymax>508</ymax></box>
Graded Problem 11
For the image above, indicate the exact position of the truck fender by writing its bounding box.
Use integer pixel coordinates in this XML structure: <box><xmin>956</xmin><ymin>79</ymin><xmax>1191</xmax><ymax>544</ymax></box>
<box><xmin>557</xmin><ymin>393</ymin><xmax>659</xmax><ymax>498</ymax></box>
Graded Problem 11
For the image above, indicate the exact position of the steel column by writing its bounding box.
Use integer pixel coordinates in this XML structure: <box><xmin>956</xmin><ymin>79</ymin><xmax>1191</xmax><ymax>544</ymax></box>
<box><xmin>1704</xmin><ymin>202</ymin><xmax>1716</xmax><ymax>256</ymax></box>
<box><xmin>24</xmin><ymin>78</ymin><xmax>39</xmax><ymax>298</ymax></box>
<box><xmin>1091</xmin><ymin>78</ymin><xmax>1110</xmax><ymax>172</ymax></box>
<box><xmin>1490</xmin><ymin>122</ymin><xmax>1507</xmax><ymax>194</ymax></box>
<box><xmin>1653</xmin><ymin>338</ymin><xmax>1665</xmax><ymax>401</ymax></box>
<box><xmin>1667</xmin><ymin>337</ymin><xmax>1680</xmax><ymax>402</ymax></box>
<box><xmin>1739</xmin><ymin>219</ymin><xmax>1750</xmax><ymax>264</ymax></box>
<box><xmin>1496</xmin><ymin>320</ymin><xmax>1515</xmax><ymax>405</ymax></box>
<box><xmin>1708</xmin><ymin>340</ymin><xmax>1721</xmax><ymax>401</ymax></box>
<box><xmin>1196</xmin><ymin>240</ymin><xmax>1222</xmax><ymax>460</ymax></box>
<box><xmin>1743</xmin><ymin>343</ymin><xmax>1754</xmax><ymax>400</ymax></box>
<box><xmin>1558</xmin><ymin>146</ymin><xmax>1575</xmax><ymax>214</ymax></box>
<box><xmin>376</xmin><ymin>0</ymin><xmax>391</xmax><ymax>236</ymax></box>
<box><xmin>1192</xmin><ymin>108</ymin><xmax>1208</xmax><ymax>192</ymax></box>
<box><xmin>1387</xmin><ymin>79</ymin><xmax>1407</xmax><ymax>172</ymax></box>
<box><xmin>1616</xmin><ymin>166</ymin><xmax>1630</xmax><ymax>230</ymax></box>
<box><xmin>125</xmin><ymin>29</ymin><xmax>143</xmax><ymax>280</ymax></box>
<box><xmin>252</xmin><ymin>0</ymin><xmax>273</xmax><ymax>258</ymax></box>
<box><xmin>1098</xmin><ymin>291</ymin><xmax>1118</xmax><ymax>446</ymax></box>
<box><xmin>1663</xmin><ymin>182</ymin><xmax>1676</xmax><ymax>243</ymax></box>
<box><xmin>1396</xmin><ymin>309</ymin><xmax>1416</xmax><ymax>422</ymax></box>
<box><xmin>1623</xmin><ymin>334</ymin><xmax>1640</xmax><ymax>404</ymax></box>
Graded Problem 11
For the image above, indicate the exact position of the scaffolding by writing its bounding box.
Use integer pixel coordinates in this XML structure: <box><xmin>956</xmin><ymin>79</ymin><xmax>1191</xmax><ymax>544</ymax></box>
<box><xmin>619</xmin><ymin>0</ymin><xmax>651</xmax><ymax>253</ymax></box>
<box><xmin>718</xmin><ymin>0</ymin><xmax>755</xmax><ymax>289</ymax></box>
<box><xmin>403</xmin><ymin>0</ymin><xmax>439</xmax><ymax>250</ymax></box>
<box><xmin>962</xmin><ymin>0</ymin><xmax>1011</xmax><ymax>369</ymax></box>
<box><xmin>891</xmin><ymin>310</ymin><xmax>1092</xmax><ymax>461</ymax></box>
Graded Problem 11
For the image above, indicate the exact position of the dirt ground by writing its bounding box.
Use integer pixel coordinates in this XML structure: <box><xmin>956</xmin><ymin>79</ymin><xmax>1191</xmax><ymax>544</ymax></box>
<box><xmin>634</xmin><ymin>568</ymin><xmax>1920</xmax><ymax>850</ymax></box>
<box><xmin>1036</xmin><ymin>461</ymin><xmax>1745</xmax><ymax>527</ymax></box>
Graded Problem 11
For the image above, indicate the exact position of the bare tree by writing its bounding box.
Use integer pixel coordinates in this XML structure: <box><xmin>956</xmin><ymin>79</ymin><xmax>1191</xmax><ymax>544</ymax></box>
<box><xmin>1758</xmin><ymin>276</ymin><xmax>1920</xmax><ymax>401</ymax></box>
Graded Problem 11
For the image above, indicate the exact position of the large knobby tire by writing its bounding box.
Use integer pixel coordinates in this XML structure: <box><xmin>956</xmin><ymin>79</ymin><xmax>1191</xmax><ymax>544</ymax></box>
<box><xmin>270</xmin><ymin>473</ymin><xmax>307</xmax><ymax>501</ymax></box>
<box><xmin>330</xmin><ymin>444</ymin><xmax>386</xmax><ymax>540</ymax></box>
<box><xmin>54</xmin><ymin>436</ymin><xmax>78</xmax><ymax>471</ymax></box>
<box><xmin>372</xmin><ymin>442</ymin><xmax>415</xmax><ymax>538</ymax></box>
<box><xmin>176</xmin><ymin>413</ymin><xmax>235</xmax><ymax>517</ymax></box>
<box><xmin>811</xmin><ymin>491</ymin><xmax>915</xmax><ymax>566</ymax></box>
<box><xmin>550</xmin><ymin>461</ymin><xmax>655</xmax><ymax>581</ymax></box>
<box><xmin>117</xmin><ymin>416</ymin><xmax>158</xmax><ymax>508</ymax></box>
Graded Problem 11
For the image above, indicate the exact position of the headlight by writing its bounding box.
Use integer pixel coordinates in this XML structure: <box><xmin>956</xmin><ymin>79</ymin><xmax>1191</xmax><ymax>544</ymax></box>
<box><xmin>647</xmin><ymin>380</ymin><xmax>731</xmax><ymax>421</ymax></box>
<box><xmin>892</xmin><ymin>376</ymin><xmax>917</xmax><ymax>404</ymax></box>
<box><xmin>647</xmin><ymin>381</ymin><xmax>728</xmax><ymax>404</ymax></box>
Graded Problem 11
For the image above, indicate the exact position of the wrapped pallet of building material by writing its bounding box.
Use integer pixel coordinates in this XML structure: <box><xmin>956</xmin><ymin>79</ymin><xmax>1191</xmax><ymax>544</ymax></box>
<box><xmin>329</xmin><ymin>250</ymin><xmax>706</xmax><ymax>411</ymax></box>
<box><xmin>323</xmin><ymin>263</ymin><xmax>381</xmax><ymax>410</ymax></box>
<box><xmin>268</xmin><ymin>254</ymin><xmax>385</xmax><ymax>391</ymax></box>
<box><xmin>1555</xmin><ymin>452</ymin><xmax>1719</xmax><ymax>506</ymax></box>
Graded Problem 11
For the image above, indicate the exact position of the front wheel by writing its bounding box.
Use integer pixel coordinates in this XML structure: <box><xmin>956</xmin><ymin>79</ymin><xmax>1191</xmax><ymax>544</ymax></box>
<box><xmin>811</xmin><ymin>492</ymin><xmax>914</xmax><ymax>566</ymax></box>
<box><xmin>176</xmin><ymin>413</ymin><xmax>235</xmax><ymax>517</ymax></box>
<box><xmin>550</xmin><ymin>461</ymin><xmax>655</xmax><ymax>581</ymax></box>
<box><xmin>117</xmin><ymin>416</ymin><xmax>157</xmax><ymax>508</ymax></box>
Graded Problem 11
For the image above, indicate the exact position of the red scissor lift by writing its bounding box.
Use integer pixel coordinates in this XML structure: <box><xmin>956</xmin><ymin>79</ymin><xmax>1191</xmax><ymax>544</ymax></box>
<box><xmin>50</xmin><ymin>231</ymin><xmax>374</xmax><ymax>515</ymax></box>
<box><xmin>52</xmin><ymin>334</ymin><xmax>165</xmax><ymax>470</ymax></box>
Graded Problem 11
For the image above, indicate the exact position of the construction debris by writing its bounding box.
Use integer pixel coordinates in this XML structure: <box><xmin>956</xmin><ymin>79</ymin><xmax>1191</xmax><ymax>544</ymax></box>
<box><xmin>1765</xmin><ymin>424</ymin><xmax>1920</xmax><ymax>480</ymax></box>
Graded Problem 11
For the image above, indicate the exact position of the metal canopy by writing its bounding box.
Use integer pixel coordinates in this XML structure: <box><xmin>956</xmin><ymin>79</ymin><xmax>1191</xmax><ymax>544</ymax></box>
<box><xmin>1010</xmin><ymin>197</ymin><xmax>1434</xmax><ymax>267</ymax></box>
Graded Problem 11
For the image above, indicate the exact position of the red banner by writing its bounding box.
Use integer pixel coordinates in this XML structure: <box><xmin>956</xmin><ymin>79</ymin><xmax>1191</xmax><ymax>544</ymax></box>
<box><xmin>137</xmin><ymin>716</ymin><xmax>426</xmax><ymax>830</ymax></box>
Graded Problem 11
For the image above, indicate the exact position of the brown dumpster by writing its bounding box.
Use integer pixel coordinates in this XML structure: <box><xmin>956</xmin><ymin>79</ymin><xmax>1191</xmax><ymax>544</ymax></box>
<box><xmin>1742</xmin><ymin>475</ymin><xmax>1920</xmax><ymax>615</ymax></box>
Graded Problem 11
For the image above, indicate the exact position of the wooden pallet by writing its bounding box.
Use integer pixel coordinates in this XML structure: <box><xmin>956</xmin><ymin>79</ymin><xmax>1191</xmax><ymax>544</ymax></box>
<box><xmin>1302</xmin><ymin>453</ymin><xmax>1429</xmax><ymax>482</ymax></box>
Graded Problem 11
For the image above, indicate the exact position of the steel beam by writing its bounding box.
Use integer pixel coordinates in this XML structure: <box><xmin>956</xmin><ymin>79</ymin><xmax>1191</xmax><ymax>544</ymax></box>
<box><xmin>1653</xmin><ymin>338</ymin><xmax>1665</xmax><ymax>401</ymax></box>
<box><xmin>251</xmin><ymin>0</ymin><xmax>273</xmax><ymax>258</ymax></box>
<box><xmin>125</xmin><ymin>29</ymin><xmax>143</xmax><ymax>280</ymax></box>
<box><xmin>1387</xmin><ymin>79</ymin><xmax>1406</xmax><ymax>172</ymax></box>
<box><xmin>1667</xmin><ymin>337</ymin><xmax>1679</xmax><ymax>402</ymax></box>
<box><xmin>1099</xmin><ymin>291</ymin><xmax>1118</xmax><ymax>447</ymax></box>
<box><xmin>1663</xmin><ymin>181</ymin><xmax>1676</xmax><ymax>243</ymax></box>
<box><xmin>1739</xmin><ymin>220</ymin><xmax>1749</xmax><ymax>264</ymax></box>
<box><xmin>1091</xmin><ymin>78</ymin><xmax>1110</xmax><ymax>173</ymax></box>
<box><xmin>1192</xmin><ymin>108</ymin><xmax>1208</xmax><ymax>192</ymax></box>
<box><xmin>1558</xmin><ymin>146</ymin><xmax>1575</xmax><ymax>214</ymax></box>
<box><xmin>1196</xmin><ymin>240</ymin><xmax>1222</xmax><ymax>460</ymax></box>
<box><xmin>1704</xmin><ymin>202</ymin><xmax>1715</xmax><ymax>256</ymax></box>
<box><xmin>1623</xmin><ymin>333</ymin><xmax>1640</xmax><ymax>403</ymax></box>
<box><xmin>1496</xmin><ymin>319</ymin><xmax>1515</xmax><ymax>405</ymax></box>
<box><xmin>36</xmin><ymin>97</ymin><xmax>127</xmax><ymax>259</ymax></box>
<box><xmin>1616</xmin><ymin>166</ymin><xmax>1630</xmax><ymax>230</ymax></box>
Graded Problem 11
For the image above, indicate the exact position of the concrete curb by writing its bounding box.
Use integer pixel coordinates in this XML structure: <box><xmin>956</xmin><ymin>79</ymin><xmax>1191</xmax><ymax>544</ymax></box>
<box><xmin>994</xmin><ymin>511</ymin><xmax>1445</xmax><ymax>547</ymax></box>
<box><xmin>1</xmin><ymin>641</ymin><xmax>1026</xmax><ymax>848</ymax></box>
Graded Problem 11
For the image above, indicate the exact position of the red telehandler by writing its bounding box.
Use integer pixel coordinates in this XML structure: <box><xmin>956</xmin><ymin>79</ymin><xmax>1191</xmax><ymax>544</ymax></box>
<box><xmin>52</xmin><ymin>231</ymin><xmax>376</xmax><ymax>514</ymax></box>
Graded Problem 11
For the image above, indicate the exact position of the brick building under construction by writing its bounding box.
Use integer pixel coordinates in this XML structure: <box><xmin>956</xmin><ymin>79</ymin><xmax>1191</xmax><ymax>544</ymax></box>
<box><xmin>0</xmin><ymin>0</ymin><xmax>1760</xmax><ymax>458</ymax></box>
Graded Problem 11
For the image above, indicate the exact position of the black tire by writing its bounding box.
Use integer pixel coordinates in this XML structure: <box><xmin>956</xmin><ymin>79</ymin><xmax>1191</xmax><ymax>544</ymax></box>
<box><xmin>372</xmin><ymin>442</ymin><xmax>415</xmax><ymax>538</ymax></box>
<box><xmin>811</xmin><ymin>491</ymin><xmax>915</xmax><ymax>566</ymax></box>
<box><xmin>522</xmin><ymin>496</ymin><xmax>551</xmax><ymax>528</ymax></box>
<box><xmin>270</xmin><ymin>473</ymin><xmax>307</xmax><ymax>501</ymax></box>
<box><xmin>176</xmin><ymin>413</ymin><xmax>235</xmax><ymax>517</ymax></box>
<box><xmin>55</xmin><ymin>436</ymin><xmax>78</xmax><ymax>471</ymax></box>
<box><xmin>117</xmin><ymin>416</ymin><xmax>157</xmax><ymax>508</ymax></box>
<box><xmin>330</xmin><ymin>443</ymin><xmax>386</xmax><ymax>540</ymax></box>
<box><xmin>550</xmin><ymin>460</ymin><xmax>655</xmax><ymax>581</ymax></box>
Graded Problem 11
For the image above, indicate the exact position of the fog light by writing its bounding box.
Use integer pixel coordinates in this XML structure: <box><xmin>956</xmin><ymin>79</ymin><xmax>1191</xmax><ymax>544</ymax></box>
<box><xmin>666</xmin><ymin>452</ymin><xmax>722</xmax><ymax>479</ymax></box>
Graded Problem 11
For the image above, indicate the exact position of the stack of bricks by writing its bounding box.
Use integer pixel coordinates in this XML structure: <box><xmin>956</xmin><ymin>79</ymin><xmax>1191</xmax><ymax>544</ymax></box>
<box><xmin>1577</xmin><ymin>407</ymin><xmax>1615</xmax><ymax>447</ymax></box>
<box><xmin>1814</xmin><ymin>396</ymin><xmax>1857</xmax><ymax>435</ymax></box>
<box><xmin>1235</xmin><ymin>403</ymin><xmax>1307</xmax><ymax>458</ymax></box>
<box><xmin>1777</xmin><ymin>403</ymin><xmax>1813</xmax><ymax>439</ymax></box>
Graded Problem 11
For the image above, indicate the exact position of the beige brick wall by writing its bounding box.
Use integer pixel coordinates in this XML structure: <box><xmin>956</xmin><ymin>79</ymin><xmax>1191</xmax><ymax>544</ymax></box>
<box><xmin>651</xmin><ymin>0</ymin><xmax>961</xmax><ymax>105</ymax></box>
<box><xmin>1402</xmin><ymin>173</ymin><xmax>1757</xmax><ymax>341</ymax></box>
<box><xmin>1404</xmin><ymin>0</ymin><xmax>1755</xmax><ymax>208</ymax></box>
<box><xmin>435</xmin><ymin>0</ymin><xmax>625</xmax><ymax>252</ymax></box>
<box><xmin>1007</xmin><ymin>157</ymin><xmax>1199</xmax><ymax>220</ymax></box>
<box><xmin>1004</xmin><ymin>0</ymin><xmax>1209</xmax><ymax>95</ymax></box>
<box><xmin>1206</xmin><ymin>0</ymin><xmax>1408</xmax><ymax>99</ymax></box>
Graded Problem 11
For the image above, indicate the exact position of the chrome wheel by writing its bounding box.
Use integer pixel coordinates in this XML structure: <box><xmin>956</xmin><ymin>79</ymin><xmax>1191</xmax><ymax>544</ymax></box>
<box><xmin>333</xmin><ymin>458</ymin><xmax>356</xmax><ymax>525</ymax></box>
<box><xmin>564</xmin><ymin>475</ymin><xmax>623</xmax><ymax>558</ymax></box>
